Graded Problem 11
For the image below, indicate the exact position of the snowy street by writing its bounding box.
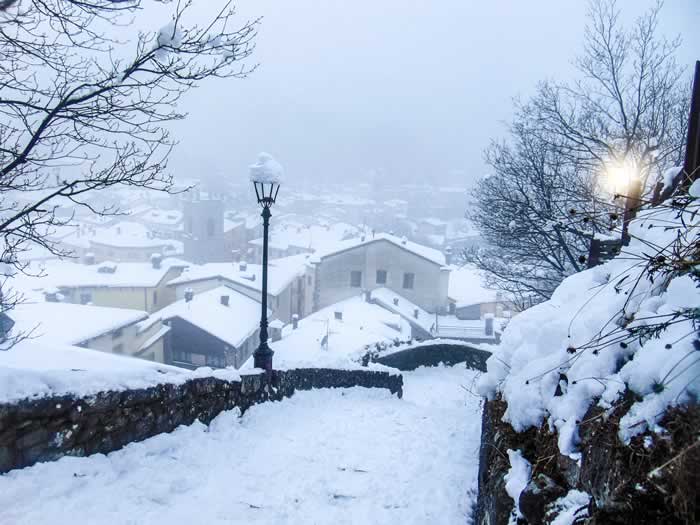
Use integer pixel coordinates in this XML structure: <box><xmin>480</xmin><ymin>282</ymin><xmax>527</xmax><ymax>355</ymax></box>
<box><xmin>0</xmin><ymin>365</ymin><xmax>482</xmax><ymax>525</ymax></box>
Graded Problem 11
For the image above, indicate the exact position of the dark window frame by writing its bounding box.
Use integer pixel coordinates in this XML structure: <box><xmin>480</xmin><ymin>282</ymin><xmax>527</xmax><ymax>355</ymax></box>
<box><xmin>376</xmin><ymin>269</ymin><xmax>387</xmax><ymax>285</ymax></box>
<box><xmin>350</xmin><ymin>270</ymin><xmax>362</xmax><ymax>288</ymax></box>
<box><xmin>402</xmin><ymin>272</ymin><xmax>415</xmax><ymax>290</ymax></box>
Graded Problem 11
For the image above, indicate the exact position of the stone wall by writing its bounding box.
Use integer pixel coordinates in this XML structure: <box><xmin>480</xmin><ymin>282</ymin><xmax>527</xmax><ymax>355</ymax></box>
<box><xmin>0</xmin><ymin>367</ymin><xmax>403</xmax><ymax>474</ymax></box>
<box><xmin>371</xmin><ymin>342</ymin><xmax>492</xmax><ymax>372</ymax></box>
<box><xmin>475</xmin><ymin>394</ymin><xmax>699</xmax><ymax>525</ymax></box>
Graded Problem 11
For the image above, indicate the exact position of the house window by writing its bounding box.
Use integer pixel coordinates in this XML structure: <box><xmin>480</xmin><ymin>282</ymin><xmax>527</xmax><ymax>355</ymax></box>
<box><xmin>206</xmin><ymin>218</ymin><xmax>215</xmax><ymax>238</ymax></box>
<box><xmin>206</xmin><ymin>354</ymin><xmax>226</xmax><ymax>368</ymax></box>
<box><xmin>350</xmin><ymin>271</ymin><xmax>362</xmax><ymax>288</ymax></box>
<box><xmin>191</xmin><ymin>353</ymin><xmax>206</xmax><ymax>366</ymax></box>
<box><xmin>174</xmin><ymin>350</ymin><xmax>192</xmax><ymax>363</ymax></box>
<box><xmin>402</xmin><ymin>272</ymin><xmax>415</xmax><ymax>290</ymax></box>
<box><xmin>307</xmin><ymin>275</ymin><xmax>312</xmax><ymax>285</ymax></box>
<box><xmin>152</xmin><ymin>290</ymin><xmax>158</xmax><ymax>306</ymax></box>
<box><xmin>376</xmin><ymin>269</ymin><xmax>387</xmax><ymax>285</ymax></box>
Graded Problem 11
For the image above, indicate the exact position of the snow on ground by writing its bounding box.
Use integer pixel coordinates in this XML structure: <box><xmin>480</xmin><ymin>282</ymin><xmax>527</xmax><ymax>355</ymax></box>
<box><xmin>167</xmin><ymin>253</ymin><xmax>309</xmax><ymax>296</ymax></box>
<box><xmin>0</xmin><ymin>365</ymin><xmax>482</xmax><ymax>525</ymax></box>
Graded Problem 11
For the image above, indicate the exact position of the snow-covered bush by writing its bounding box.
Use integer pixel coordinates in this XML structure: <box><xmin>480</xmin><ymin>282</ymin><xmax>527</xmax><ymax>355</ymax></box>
<box><xmin>478</xmin><ymin>181</ymin><xmax>699</xmax><ymax>456</ymax></box>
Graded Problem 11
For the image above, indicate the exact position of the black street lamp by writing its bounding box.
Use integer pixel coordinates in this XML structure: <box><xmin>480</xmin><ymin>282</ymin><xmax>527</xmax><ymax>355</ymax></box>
<box><xmin>250</xmin><ymin>153</ymin><xmax>283</xmax><ymax>372</ymax></box>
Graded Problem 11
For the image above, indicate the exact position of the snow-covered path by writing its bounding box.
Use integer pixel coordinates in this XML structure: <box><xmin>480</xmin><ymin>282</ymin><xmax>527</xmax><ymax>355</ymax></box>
<box><xmin>0</xmin><ymin>366</ymin><xmax>482</xmax><ymax>525</ymax></box>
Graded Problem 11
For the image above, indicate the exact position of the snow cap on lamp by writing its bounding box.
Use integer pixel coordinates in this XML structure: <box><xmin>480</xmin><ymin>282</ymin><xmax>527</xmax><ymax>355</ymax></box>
<box><xmin>249</xmin><ymin>152</ymin><xmax>284</xmax><ymax>184</ymax></box>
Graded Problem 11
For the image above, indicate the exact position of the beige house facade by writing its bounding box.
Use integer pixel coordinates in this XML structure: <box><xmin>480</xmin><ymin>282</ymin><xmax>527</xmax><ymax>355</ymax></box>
<box><xmin>55</xmin><ymin>261</ymin><xmax>187</xmax><ymax>313</ymax></box>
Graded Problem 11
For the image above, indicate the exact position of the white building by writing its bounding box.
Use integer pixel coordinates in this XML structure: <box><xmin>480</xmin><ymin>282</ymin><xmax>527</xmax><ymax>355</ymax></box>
<box><xmin>310</xmin><ymin>233</ymin><xmax>450</xmax><ymax>314</ymax></box>
<box><xmin>167</xmin><ymin>254</ymin><xmax>313</xmax><ymax>323</ymax></box>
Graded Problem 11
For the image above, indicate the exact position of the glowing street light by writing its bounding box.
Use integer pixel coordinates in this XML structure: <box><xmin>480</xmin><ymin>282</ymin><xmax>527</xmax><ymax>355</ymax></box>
<box><xmin>604</xmin><ymin>156</ymin><xmax>641</xmax><ymax>245</ymax></box>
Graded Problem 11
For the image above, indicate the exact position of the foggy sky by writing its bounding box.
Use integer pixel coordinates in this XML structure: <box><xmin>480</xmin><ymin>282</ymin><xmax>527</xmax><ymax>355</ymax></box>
<box><xmin>165</xmin><ymin>0</ymin><xmax>700</xmax><ymax>189</ymax></box>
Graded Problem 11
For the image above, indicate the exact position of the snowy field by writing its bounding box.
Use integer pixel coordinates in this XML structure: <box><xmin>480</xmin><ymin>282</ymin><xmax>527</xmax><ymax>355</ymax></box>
<box><xmin>0</xmin><ymin>365</ymin><xmax>483</xmax><ymax>525</ymax></box>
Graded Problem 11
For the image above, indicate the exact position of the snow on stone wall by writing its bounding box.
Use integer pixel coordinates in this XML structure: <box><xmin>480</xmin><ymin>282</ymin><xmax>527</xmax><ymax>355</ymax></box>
<box><xmin>0</xmin><ymin>368</ymin><xmax>403</xmax><ymax>473</ymax></box>
<box><xmin>477</xmin><ymin>201</ymin><xmax>699</xmax><ymax>453</ymax></box>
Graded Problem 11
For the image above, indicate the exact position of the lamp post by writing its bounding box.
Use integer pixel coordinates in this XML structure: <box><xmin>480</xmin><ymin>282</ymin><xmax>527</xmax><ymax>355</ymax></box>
<box><xmin>249</xmin><ymin>153</ymin><xmax>283</xmax><ymax>372</ymax></box>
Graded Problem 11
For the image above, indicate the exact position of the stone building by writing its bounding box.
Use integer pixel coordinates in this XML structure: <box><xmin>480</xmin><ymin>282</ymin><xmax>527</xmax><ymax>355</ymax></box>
<box><xmin>182</xmin><ymin>195</ymin><xmax>227</xmax><ymax>263</ymax></box>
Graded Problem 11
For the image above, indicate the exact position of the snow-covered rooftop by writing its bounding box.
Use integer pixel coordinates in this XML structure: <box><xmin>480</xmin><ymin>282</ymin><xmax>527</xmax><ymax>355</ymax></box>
<box><xmin>15</xmin><ymin>258</ymin><xmax>189</xmax><ymax>290</ymax></box>
<box><xmin>311</xmin><ymin>233</ymin><xmax>447</xmax><ymax>266</ymax></box>
<box><xmin>448</xmin><ymin>264</ymin><xmax>500</xmax><ymax>307</ymax></box>
<box><xmin>9</xmin><ymin>301</ymin><xmax>148</xmax><ymax>346</ymax></box>
<box><xmin>370</xmin><ymin>288</ymin><xmax>435</xmax><ymax>333</ymax></box>
<box><xmin>167</xmin><ymin>254</ymin><xmax>309</xmax><ymax>296</ymax></box>
<box><xmin>223</xmin><ymin>218</ymin><xmax>245</xmax><ymax>233</ymax></box>
<box><xmin>139</xmin><ymin>209</ymin><xmax>183</xmax><ymax>227</ymax></box>
<box><xmin>84</xmin><ymin>221</ymin><xmax>184</xmax><ymax>250</ymax></box>
<box><xmin>153</xmin><ymin>286</ymin><xmax>268</xmax><ymax>349</ymax></box>
<box><xmin>267</xmin><ymin>295</ymin><xmax>410</xmax><ymax>368</ymax></box>
<box><xmin>248</xmin><ymin>222</ymin><xmax>359</xmax><ymax>253</ymax></box>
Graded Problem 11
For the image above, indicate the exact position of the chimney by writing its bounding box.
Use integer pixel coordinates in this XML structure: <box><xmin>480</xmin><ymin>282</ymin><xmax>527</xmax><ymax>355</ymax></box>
<box><xmin>239</xmin><ymin>261</ymin><xmax>247</xmax><ymax>272</ymax></box>
<box><xmin>360</xmin><ymin>234</ymin><xmax>366</xmax><ymax>242</ymax></box>
<box><xmin>445</xmin><ymin>246</ymin><xmax>453</xmax><ymax>265</ymax></box>
<box><xmin>220</xmin><ymin>295</ymin><xmax>229</xmax><ymax>307</ymax></box>
<box><xmin>413</xmin><ymin>308</ymin><xmax>419</xmax><ymax>319</ymax></box>
<box><xmin>401</xmin><ymin>236</ymin><xmax>407</xmax><ymax>245</ymax></box>
<box><xmin>484</xmin><ymin>313</ymin><xmax>494</xmax><ymax>336</ymax></box>
<box><xmin>334</xmin><ymin>310</ymin><xmax>343</xmax><ymax>321</ymax></box>
<box><xmin>97</xmin><ymin>262</ymin><xmax>117</xmax><ymax>274</ymax></box>
<box><xmin>184</xmin><ymin>288</ymin><xmax>194</xmax><ymax>302</ymax></box>
<box><xmin>393</xmin><ymin>297</ymin><xmax>399</xmax><ymax>306</ymax></box>
<box><xmin>44</xmin><ymin>290</ymin><xmax>60</xmax><ymax>303</ymax></box>
<box><xmin>151</xmin><ymin>253</ymin><xmax>163</xmax><ymax>269</ymax></box>
<box><xmin>292</xmin><ymin>314</ymin><xmax>299</xmax><ymax>330</ymax></box>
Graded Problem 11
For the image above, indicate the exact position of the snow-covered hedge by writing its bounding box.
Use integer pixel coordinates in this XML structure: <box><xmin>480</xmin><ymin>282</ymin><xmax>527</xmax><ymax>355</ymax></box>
<box><xmin>478</xmin><ymin>186</ymin><xmax>699</xmax><ymax>456</ymax></box>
